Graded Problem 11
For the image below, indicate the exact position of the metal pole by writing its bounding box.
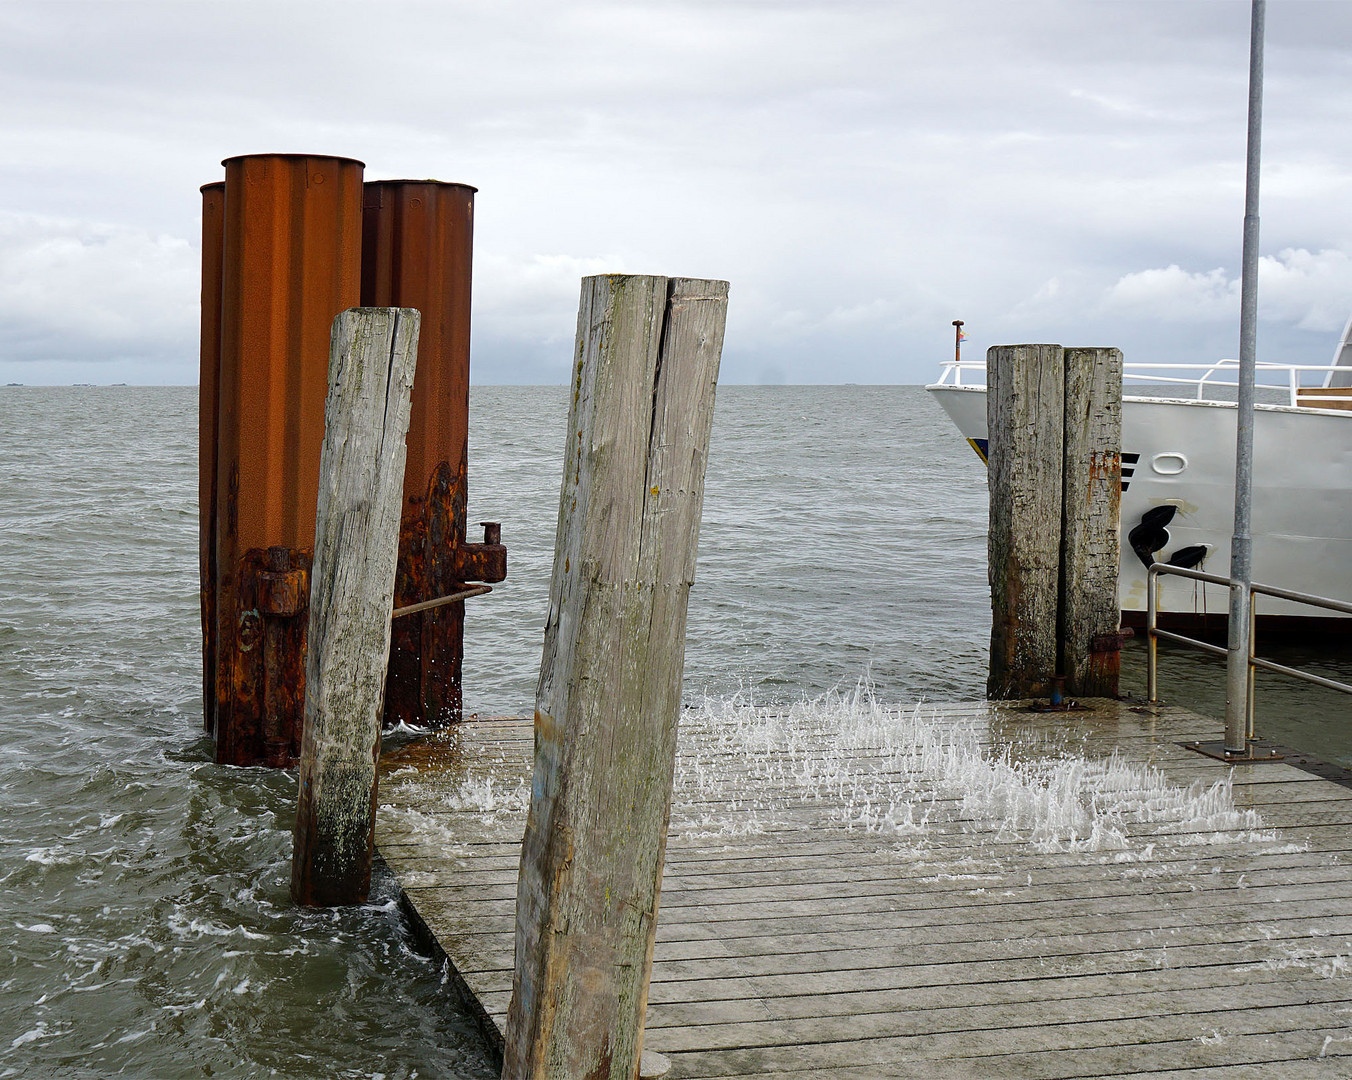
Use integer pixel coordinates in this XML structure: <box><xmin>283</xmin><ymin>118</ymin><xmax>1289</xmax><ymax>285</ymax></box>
<box><xmin>390</xmin><ymin>584</ymin><xmax>492</xmax><ymax>620</ymax></box>
<box><xmin>1147</xmin><ymin>565</ymin><xmax>1159</xmax><ymax>703</ymax></box>
<box><xmin>1247</xmin><ymin>590</ymin><xmax>1257</xmax><ymax>740</ymax></box>
<box><xmin>1225</xmin><ymin>0</ymin><xmax>1264</xmax><ymax>754</ymax></box>
<box><xmin>953</xmin><ymin>320</ymin><xmax>964</xmax><ymax>367</ymax></box>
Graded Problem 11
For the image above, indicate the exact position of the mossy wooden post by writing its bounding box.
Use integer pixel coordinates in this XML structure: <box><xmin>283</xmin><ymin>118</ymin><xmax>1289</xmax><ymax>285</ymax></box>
<box><xmin>291</xmin><ymin>307</ymin><xmax>420</xmax><ymax>907</ymax></box>
<box><xmin>987</xmin><ymin>343</ymin><xmax>1064</xmax><ymax>699</ymax></box>
<box><xmin>1061</xmin><ymin>347</ymin><xmax>1123</xmax><ymax>697</ymax></box>
<box><xmin>503</xmin><ymin>275</ymin><xmax>728</xmax><ymax>1080</ymax></box>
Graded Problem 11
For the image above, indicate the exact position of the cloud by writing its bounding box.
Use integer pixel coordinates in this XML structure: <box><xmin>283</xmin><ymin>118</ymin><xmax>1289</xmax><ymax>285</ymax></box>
<box><xmin>821</xmin><ymin>298</ymin><xmax>899</xmax><ymax>328</ymax></box>
<box><xmin>1099</xmin><ymin>249</ymin><xmax>1352</xmax><ymax>332</ymax></box>
<box><xmin>475</xmin><ymin>252</ymin><xmax>630</xmax><ymax>346</ymax></box>
<box><xmin>4</xmin><ymin>1</ymin><xmax>1352</xmax><ymax>381</ymax></box>
<box><xmin>1101</xmin><ymin>264</ymin><xmax>1234</xmax><ymax>322</ymax></box>
<box><xmin>0</xmin><ymin>213</ymin><xmax>196</xmax><ymax>364</ymax></box>
<box><xmin>1257</xmin><ymin>248</ymin><xmax>1352</xmax><ymax>333</ymax></box>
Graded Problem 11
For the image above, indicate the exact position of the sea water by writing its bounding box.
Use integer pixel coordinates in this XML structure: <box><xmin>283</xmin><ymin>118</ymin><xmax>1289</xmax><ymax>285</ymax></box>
<box><xmin>1</xmin><ymin>384</ymin><xmax>1348</xmax><ymax>1078</ymax></box>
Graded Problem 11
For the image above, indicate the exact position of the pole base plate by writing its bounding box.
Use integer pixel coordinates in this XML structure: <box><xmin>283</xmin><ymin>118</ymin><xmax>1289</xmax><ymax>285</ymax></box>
<box><xmin>1184</xmin><ymin>740</ymin><xmax>1285</xmax><ymax>763</ymax></box>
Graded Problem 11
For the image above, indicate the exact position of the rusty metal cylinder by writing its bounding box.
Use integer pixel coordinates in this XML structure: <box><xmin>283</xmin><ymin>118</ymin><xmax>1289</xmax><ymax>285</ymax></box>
<box><xmin>213</xmin><ymin>153</ymin><xmax>364</xmax><ymax>766</ymax></box>
<box><xmin>361</xmin><ymin>180</ymin><xmax>504</xmax><ymax>729</ymax></box>
<box><xmin>199</xmin><ymin>182</ymin><xmax>225</xmax><ymax>733</ymax></box>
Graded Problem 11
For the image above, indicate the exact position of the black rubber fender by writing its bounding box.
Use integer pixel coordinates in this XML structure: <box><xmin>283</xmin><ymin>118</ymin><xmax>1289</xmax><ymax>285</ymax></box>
<box><xmin>1167</xmin><ymin>544</ymin><xmax>1209</xmax><ymax>570</ymax></box>
<box><xmin>1128</xmin><ymin>504</ymin><xmax>1178</xmax><ymax>569</ymax></box>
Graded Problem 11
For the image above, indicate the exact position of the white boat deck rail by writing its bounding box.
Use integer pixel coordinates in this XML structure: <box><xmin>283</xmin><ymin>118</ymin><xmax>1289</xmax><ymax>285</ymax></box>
<box><xmin>932</xmin><ymin>358</ymin><xmax>1352</xmax><ymax>408</ymax></box>
<box><xmin>1146</xmin><ymin>561</ymin><xmax>1352</xmax><ymax>749</ymax></box>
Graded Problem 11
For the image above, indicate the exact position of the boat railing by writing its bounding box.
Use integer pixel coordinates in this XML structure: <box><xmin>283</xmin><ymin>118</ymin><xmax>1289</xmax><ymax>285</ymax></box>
<box><xmin>1146</xmin><ymin>562</ymin><xmax>1352</xmax><ymax>747</ymax></box>
<box><xmin>932</xmin><ymin>359</ymin><xmax>1352</xmax><ymax>409</ymax></box>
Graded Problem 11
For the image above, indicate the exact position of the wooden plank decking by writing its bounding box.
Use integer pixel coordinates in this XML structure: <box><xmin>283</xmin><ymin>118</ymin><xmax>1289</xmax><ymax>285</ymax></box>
<box><xmin>375</xmin><ymin>700</ymin><xmax>1352</xmax><ymax>1078</ymax></box>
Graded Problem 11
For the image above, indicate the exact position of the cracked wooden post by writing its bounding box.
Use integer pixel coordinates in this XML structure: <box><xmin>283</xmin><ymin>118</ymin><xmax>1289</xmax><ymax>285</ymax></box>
<box><xmin>291</xmin><ymin>307</ymin><xmax>420</xmax><ymax>907</ymax></box>
<box><xmin>503</xmin><ymin>275</ymin><xmax>728</xmax><ymax>1080</ymax></box>
<box><xmin>987</xmin><ymin>343</ymin><xmax>1064</xmax><ymax>699</ymax></box>
<box><xmin>1061</xmin><ymin>347</ymin><xmax>1123</xmax><ymax>698</ymax></box>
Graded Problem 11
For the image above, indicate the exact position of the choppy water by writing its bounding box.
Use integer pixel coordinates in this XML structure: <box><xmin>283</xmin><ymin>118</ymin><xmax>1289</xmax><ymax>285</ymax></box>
<box><xmin>0</xmin><ymin>384</ymin><xmax>1348</xmax><ymax>1078</ymax></box>
<box><xmin>462</xmin><ymin>385</ymin><xmax>991</xmax><ymax>712</ymax></box>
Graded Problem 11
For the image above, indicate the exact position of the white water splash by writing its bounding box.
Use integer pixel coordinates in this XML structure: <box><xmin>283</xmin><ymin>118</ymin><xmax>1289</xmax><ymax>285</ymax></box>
<box><xmin>380</xmin><ymin>689</ymin><xmax>1281</xmax><ymax>869</ymax></box>
<box><xmin>440</xmin><ymin>775</ymin><xmax>528</xmax><ymax>815</ymax></box>
<box><xmin>672</xmin><ymin>688</ymin><xmax>1272</xmax><ymax>854</ymax></box>
<box><xmin>1239</xmin><ymin>940</ymin><xmax>1352</xmax><ymax>980</ymax></box>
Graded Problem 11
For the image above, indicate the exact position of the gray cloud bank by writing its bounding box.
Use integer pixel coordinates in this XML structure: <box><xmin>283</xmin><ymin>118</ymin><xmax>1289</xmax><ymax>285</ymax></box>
<box><xmin>1</xmin><ymin>0</ymin><xmax>1350</xmax><ymax>385</ymax></box>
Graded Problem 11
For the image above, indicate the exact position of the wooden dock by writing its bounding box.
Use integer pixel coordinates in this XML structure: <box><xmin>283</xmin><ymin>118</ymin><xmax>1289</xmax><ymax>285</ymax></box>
<box><xmin>375</xmin><ymin>699</ymin><xmax>1352</xmax><ymax>1078</ymax></box>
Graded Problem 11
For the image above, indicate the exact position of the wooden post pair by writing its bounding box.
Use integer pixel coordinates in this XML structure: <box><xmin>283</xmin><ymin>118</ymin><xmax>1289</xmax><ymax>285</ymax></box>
<box><xmin>987</xmin><ymin>344</ymin><xmax>1123</xmax><ymax>700</ymax></box>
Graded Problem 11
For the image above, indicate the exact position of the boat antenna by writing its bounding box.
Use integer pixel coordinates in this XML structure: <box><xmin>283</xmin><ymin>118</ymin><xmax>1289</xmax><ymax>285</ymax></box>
<box><xmin>1224</xmin><ymin>0</ymin><xmax>1264</xmax><ymax>755</ymax></box>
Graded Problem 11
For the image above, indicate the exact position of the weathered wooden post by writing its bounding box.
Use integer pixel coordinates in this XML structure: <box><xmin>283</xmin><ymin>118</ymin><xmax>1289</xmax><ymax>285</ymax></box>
<box><xmin>291</xmin><ymin>307</ymin><xmax>420</xmax><ymax>907</ymax></box>
<box><xmin>503</xmin><ymin>275</ymin><xmax>728</xmax><ymax>1080</ymax></box>
<box><xmin>987</xmin><ymin>344</ymin><xmax>1065</xmax><ymax>699</ymax></box>
<box><xmin>1060</xmin><ymin>347</ymin><xmax>1123</xmax><ymax>697</ymax></box>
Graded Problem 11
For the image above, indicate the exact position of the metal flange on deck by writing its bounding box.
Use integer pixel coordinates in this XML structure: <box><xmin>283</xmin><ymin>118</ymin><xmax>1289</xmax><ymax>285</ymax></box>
<box><xmin>1186</xmin><ymin>739</ymin><xmax>1284</xmax><ymax>764</ymax></box>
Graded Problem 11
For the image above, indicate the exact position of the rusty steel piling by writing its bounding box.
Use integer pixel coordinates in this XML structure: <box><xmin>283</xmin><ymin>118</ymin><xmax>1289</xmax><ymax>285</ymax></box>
<box><xmin>211</xmin><ymin>153</ymin><xmax>364</xmax><ymax>767</ymax></box>
<box><xmin>200</xmin><ymin>162</ymin><xmax>504</xmax><ymax>765</ymax></box>
<box><xmin>199</xmin><ymin>181</ymin><xmax>225</xmax><ymax>733</ymax></box>
<box><xmin>361</xmin><ymin>180</ymin><xmax>505</xmax><ymax>730</ymax></box>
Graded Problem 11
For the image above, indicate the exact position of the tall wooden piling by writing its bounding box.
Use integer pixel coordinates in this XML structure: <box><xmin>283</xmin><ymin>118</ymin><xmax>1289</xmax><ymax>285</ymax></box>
<box><xmin>292</xmin><ymin>308</ymin><xmax>420</xmax><ymax>907</ymax></box>
<box><xmin>503</xmin><ymin>275</ymin><xmax>728</xmax><ymax>1080</ymax></box>
<box><xmin>1061</xmin><ymin>347</ymin><xmax>1123</xmax><ymax>697</ymax></box>
<box><xmin>987</xmin><ymin>343</ymin><xmax>1123</xmax><ymax>700</ymax></box>
<box><xmin>987</xmin><ymin>344</ymin><xmax>1065</xmax><ymax>699</ymax></box>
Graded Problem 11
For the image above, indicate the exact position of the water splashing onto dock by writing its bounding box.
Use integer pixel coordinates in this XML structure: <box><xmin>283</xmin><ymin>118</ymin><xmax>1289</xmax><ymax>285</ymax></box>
<box><xmin>672</xmin><ymin>688</ymin><xmax>1275</xmax><ymax>856</ymax></box>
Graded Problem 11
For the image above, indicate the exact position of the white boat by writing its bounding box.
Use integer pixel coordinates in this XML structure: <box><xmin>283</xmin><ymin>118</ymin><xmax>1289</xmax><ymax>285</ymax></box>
<box><xmin>927</xmin><ymin>329</ymin><xmax>1352</xmax><ymax>636</ymax></box>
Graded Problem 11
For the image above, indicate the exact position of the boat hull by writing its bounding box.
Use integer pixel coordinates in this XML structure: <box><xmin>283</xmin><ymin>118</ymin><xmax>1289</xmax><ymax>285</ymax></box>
<box><xmin>928</xmin><ymin>384</ymin><xmax>1352</xmax><ymax>632</ymax></box>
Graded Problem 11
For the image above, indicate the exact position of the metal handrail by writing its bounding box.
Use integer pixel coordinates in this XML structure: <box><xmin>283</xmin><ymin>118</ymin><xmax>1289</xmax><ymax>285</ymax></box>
<box><xmin>932</xmin><ymin>359</ymin><xmax>1352</xmax><ymax>408</ymax></box>
<box><xmin>1145</xmin><ymin>562</ymin><xmax>1352</xmax><ymax>743</ymax></box>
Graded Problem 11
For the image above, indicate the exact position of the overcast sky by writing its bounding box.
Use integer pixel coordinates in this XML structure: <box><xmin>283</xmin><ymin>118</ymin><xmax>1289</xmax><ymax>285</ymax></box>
<box><xmin>2</xmin><ymin>0</ymin><xmax>1351</xmax><ymax>385</ymax></box>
